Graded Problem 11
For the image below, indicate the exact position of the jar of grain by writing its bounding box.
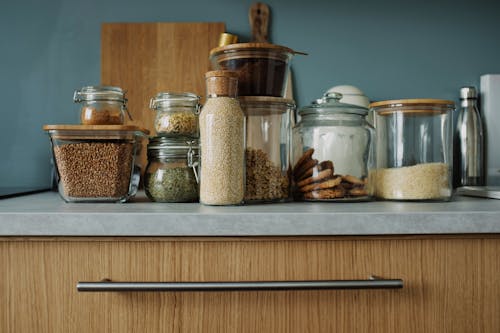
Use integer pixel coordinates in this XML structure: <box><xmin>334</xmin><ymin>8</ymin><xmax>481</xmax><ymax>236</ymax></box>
<box><xmin>292</xmin><ymin>92</ymin><xmax>375</xmax><ymax>201</ymax></box>
<box><xmin>43</xmin><ymin>124</ymin><xmax>148</xmax><ymax>203</ymax></box>
<box><xmin>144</xmin><ymin>137</ymin><xmax>199</xmax><ymax>203</ymax></box>
<box><xmin>150</xmin><ymin>92</ymin><xmax>200</xmax><ymax>137</ymax></box>
<box><xmin>239</xmin><ymin>96</ymin><xmax>295</xmax><ymax>203</ymax></box>
<box><xmin>371</xmin><ymin>99</ymin><xmax>454</xmax><ymax>201</ymax></box>
<box><xmin>199</xmin><ymin>70</ymin><xmax>245</xmax><ymax>205</ymax></box>
<box><xmin>74</xmin><ymin>86</ymin><xmax>130</xmax><ymax>125</ymax></box>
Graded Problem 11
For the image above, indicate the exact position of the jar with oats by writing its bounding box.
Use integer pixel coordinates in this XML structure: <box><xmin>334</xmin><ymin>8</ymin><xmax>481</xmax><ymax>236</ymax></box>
<box><xmin>150</xmin><ymin>92</ymin><xmax>200</xmax><ymax>137</ymax></box>
<box><xmin>199</xmin><ymin>70</ymin><xmax>245</xmax><ymax>205</ymax></box>
<box><xmin>74</xmin><ymin>86</ymin><xmax>131</xmax><ymax>125</ymax></box>
<box><xmin>239</xmin><ymin>96</ymin><xmax>294</xmax><ymax>203</ymax></box>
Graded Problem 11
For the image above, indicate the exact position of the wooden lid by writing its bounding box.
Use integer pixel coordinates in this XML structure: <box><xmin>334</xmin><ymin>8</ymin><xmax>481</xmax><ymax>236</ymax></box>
<box><xmin>369</xmin><ymin>99</ymin><xmax>455</xmax><ymax>108</ymax></box>
<box><xmin>209</xmin><ymin>42</ymin><xmax>304</xmax><ymax>57</ymax></box>
<box><xmin>43</xmin><ymin>124</ymin><xmax>150</xmax><ymax>134</ymax></box>
<box><xmin>370</xmin><ymin>99</ymin><xmax>455</xmax><ymax>116</ymax></box>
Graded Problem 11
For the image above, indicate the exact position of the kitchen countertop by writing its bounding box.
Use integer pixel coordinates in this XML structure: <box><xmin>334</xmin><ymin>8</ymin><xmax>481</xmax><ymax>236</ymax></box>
<box><xmin>0</xmin><ymin>191</ymin><xmax>499</xmax><ymax>236</ymax></box>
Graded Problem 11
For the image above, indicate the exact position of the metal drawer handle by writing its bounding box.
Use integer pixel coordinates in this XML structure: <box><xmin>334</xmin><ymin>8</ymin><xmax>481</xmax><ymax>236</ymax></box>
<box><xmin>77</xmin><ymin>276</ymin><xmax>403</xmax><ymax>292</ymax></box>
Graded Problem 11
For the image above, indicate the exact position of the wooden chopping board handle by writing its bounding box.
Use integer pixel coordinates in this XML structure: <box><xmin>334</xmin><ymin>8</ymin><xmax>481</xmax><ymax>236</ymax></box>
<box><xmin>249</xmin><ymin>2</ymin><xmax>270</xmax><ymax>42</ymax></box>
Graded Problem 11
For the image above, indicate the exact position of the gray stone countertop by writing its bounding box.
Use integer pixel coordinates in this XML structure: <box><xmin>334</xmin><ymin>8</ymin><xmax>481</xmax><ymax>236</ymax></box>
<box><xmin>1</xmin><ymin>191</ymin><xmax>500</xmax><ymax>236</ymax></box>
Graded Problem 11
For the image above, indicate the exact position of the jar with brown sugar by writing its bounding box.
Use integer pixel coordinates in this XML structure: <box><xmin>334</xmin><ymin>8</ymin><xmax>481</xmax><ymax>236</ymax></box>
<box><xmin>74</xmin><ymin>86</ymin><xmax>130</xmax><ymax>125</ymax></box>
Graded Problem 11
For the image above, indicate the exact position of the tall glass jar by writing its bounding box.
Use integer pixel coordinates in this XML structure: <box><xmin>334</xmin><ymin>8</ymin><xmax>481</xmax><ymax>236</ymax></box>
<box><xmin>144</xmin><ymin>137</ymin><xmax>199</xmax><ymax>203</ymax></box>
<box><xmin>371</xmin><ymin>99</ymin><xmax>454</xmax><ymax>201</ymax></box>
<box><xmin>239</xmin><ymin>96</ymin><xmax>294</xmax><ymax>203</ymax></box>
<box><xmin>199</xmin><ymin>70</ymin><xmax>245</xmax><ymax>205</ymax></box>
<box><xmin>149</xmin><ymin>92</ymin><xmax>200</xmax><ymax>137</ymax></box>
<box><xmin>292</xmin><ymin>93</ymin><xmax>375</xmax><ymax>201</ymax></box>
<box><xmin>74</xmin><ymin>86</ymin><xmax>130</xmax><ymax>125</ymax></box>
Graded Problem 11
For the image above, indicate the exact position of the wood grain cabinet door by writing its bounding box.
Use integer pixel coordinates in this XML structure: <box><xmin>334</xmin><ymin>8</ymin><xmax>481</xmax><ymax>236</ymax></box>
<box><xmin>1</xmin><ymin>237</ymin><xmax>500</xmax><ymax>332</ymax></box>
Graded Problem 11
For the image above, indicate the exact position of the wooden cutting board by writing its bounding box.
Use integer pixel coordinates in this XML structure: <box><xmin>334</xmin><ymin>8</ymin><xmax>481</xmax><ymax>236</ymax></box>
<box><xmin>101</xmin><ymin>22</ymin><xmax>225</xmax><ymax>171</ymax></box>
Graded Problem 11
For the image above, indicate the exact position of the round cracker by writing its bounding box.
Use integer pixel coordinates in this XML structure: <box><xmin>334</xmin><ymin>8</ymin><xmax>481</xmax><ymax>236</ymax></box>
<box><xmin>299</xmin><ymin>176</ymin><xmax>342</xmax><ymax>193</ymax></box>
<box><xmin>304</xmin><ymin>188</ymin><xmax>346</xmax><ymax>200</ymax></box>
<box><xmin>342</xmin><ymin>174</ymin><xmax>364</xmax><ymax>185</ymax></box>
<box><xmin>296</xmin><ymin>169</ymin><xmax>333</xmax><ymax>187</ymax></box>
<box><xmin>294</xmin><ymin>159</ymin><xmax>318</xmax><ymax>180</ymax></box>
<box><xmin>292</xmin><ymin>148</ymin><xmax>314</xmax><ymax>174</ymax></box>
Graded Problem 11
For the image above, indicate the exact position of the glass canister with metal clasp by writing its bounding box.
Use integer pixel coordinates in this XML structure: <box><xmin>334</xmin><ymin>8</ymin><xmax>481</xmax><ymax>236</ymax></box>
<box><xmin>144</xmin><ymin>137</ymin><xmax>200</xmax><ymax>202</ymax></box>
<box><xmin>292</xmin><ymin>92</ymin><xmax>375</xmax><ymax>201</ymax></box>
<box><xmin>149</xmin><ymin>92</ymin><xmax>201</xmax><ymax>137</ymax></box>
<box><xmin>74</xmin><ymin>85</ymin><xmax>132</xmax><ymax>125</ymax></box>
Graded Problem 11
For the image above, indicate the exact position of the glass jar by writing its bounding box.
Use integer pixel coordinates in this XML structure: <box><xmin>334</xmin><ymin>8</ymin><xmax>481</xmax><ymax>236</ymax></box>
<box><xmin>199</xmin><ymin>70</ymin><xmax>245</xmax><ymax>205</ymax></box>
<box><xmin>371</xmin><ymin>99</ymin><xmax>454</xmax><ymax>201</ymax></box>
<box><xmin>150</xmin><ymin>92</ymin><xmax>200</xmax><ymax>137</ymax></box>
<box><xmin>144</xmin><ymin>137</ymin><xmax>199</xmax><ymax>203</ymax></box>
<box><xmin>292</xmin><ymin>92</ymin><xmax>375</xmax><ymax>201</ymax></box>
<box><xmin>239</xmin><ymin>96</ymin><xmax>294</xmax><ymax>203</ymax></box>
<box><xmin>74</xmin><ymin>86</ymin><xmax>130</xmax><ymax>125</ymax></box>
<box><xmin>43</xmin><ymin>125</ymin><xmax>148</xmax><ymax>203</ymax></box>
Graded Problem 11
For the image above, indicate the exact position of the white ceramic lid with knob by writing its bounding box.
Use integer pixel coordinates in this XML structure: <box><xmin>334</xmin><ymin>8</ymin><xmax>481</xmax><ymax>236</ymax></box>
<box><xmin>326</xmin><ymin>85</ymin><xmax>370</xmax><ymax>108</ymax></box>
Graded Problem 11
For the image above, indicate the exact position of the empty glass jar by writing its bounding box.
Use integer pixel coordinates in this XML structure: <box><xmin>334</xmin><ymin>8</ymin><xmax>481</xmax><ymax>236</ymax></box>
<box><xmin>292</xmin><ymin>92</ymin><xmax>375</xmax><ymax>201</ymax></box>
<box><xmin>144</xmin><ymin>137</ymin><xmax>199</xmax><ymax>203</ymax></box>
<box><xmin>371</xmin><ymin>99</ymin><xmax>454</xmax><ymax>201</ymax></box>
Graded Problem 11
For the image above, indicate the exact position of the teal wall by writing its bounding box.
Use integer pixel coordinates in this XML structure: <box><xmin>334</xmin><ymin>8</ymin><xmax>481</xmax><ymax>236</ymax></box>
<box><xmin>1</xmin><ymin>0</ymin><xmax>500</xmax><ymax>188</ymax></box>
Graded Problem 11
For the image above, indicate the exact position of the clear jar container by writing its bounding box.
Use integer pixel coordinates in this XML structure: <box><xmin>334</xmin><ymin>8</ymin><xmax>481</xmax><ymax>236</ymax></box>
<box><xmin>199</xmin><ymin>70</ymin><xmax>245</xmax><ymax>205</ymax></box>
<box><xmin>43</xmin><ymin>125</ymin><xmax>148</xmax><ymax>202</ymax></box>
<box><xmin>74</xmin><ymin>86</ymin><xmax>130</xmax><ymax>125</ymax></box>
<box><xmin>239</xmin><ymin>96</ymin><xmax>294</xmax><ymax>203</ymax></box>
<box><xmin>292</xmin><ymin>93</ymin><xmax>375</xmax><ymax>201</ymax></box>
<box><xmin>371</xmin><ymin>99</ymin><xmax>455</xmax><ymax>201</ymax></box>
<box><xmin>144</xmin><ymin>137</ymin><xmax>199</xmax><ymax>203</ymax></box>
<box><xmin>209</xmin><ymin>43</ymin><xmax>295</xmax><ymax>97</ymax></box>
<box><xmin>149</xmin><ymin>92</ymin><xmax>200</xmax><ymax>137</ymax></box>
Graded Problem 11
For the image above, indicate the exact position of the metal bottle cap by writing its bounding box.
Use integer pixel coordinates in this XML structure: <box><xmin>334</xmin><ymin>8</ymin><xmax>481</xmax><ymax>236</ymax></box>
<box><xmin>218</xmin><ymin>33</ymin><xmax>238</xmax><ymax>46</ymax></box>
<box><xmin>460</xmin><ymin>86</ymin><xmax>478</xmax><ymax>99</ymax></box>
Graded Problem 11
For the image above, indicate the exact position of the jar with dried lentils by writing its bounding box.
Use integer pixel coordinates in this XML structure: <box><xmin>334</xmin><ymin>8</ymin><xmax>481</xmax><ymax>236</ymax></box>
<box><xmin>199</xmin><ymin>70</ymin><xmax>245</xmax><ymax>205</ymax></box>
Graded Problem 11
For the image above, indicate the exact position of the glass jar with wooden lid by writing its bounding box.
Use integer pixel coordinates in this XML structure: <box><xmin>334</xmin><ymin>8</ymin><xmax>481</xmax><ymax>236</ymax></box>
<box><xmin>371</xmin><ymin>99</ymin><xmax>455</xmax><ymax>201</ymax></box>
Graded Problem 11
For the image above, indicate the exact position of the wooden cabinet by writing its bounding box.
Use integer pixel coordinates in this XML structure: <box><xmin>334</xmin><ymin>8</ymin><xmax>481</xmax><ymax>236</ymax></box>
<box><xmin>1</xmin><ymin>236</ymin><xmax>500</xmax><ymax>332</ymax></box>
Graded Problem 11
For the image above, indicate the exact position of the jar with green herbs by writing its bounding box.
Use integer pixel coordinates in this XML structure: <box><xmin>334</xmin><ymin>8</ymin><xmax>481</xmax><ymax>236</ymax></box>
<box><xmin>144</xmin><ymin>137</ymin><xmax>199</xmax><ymax>202</ymax></box>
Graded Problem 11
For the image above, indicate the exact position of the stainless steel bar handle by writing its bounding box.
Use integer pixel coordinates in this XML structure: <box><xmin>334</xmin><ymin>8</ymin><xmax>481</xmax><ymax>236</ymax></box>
<box><xmin>77</xmin><ymin>277</ymin><xmax>403</xmax><ymax>292</ymax></box>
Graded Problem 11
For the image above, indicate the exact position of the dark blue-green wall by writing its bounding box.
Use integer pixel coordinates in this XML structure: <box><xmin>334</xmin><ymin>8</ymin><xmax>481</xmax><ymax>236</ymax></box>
<box><xmin>1</xmin><ymin>0</ymin><xmax>500</xmax><ymax>187</ymax></box>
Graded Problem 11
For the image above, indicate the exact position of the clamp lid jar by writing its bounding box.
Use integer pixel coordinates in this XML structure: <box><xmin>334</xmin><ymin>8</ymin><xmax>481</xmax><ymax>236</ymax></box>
<box><xmin>150</xmin><ymin>92</ymin><xmax>200</xmax><ymax>137</ymax></box>
<box><xmin>292</xmin><ymin>92</ymin><xmax>375</xmax><ymax>201</ymax></box>
<box><xmin>145</xmin><ymin>136</ymin><xmax>200</xmax><ymax>203</ymax></box>
<box><xmin>74</xmin><ymin>86</ymin><xmax>131</xmax><ymax>125</ymax></box>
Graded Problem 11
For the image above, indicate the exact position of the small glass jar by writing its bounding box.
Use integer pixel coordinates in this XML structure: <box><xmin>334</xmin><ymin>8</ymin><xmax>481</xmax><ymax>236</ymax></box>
<box><xmin>371</xmin><ymin>99</ymin><xmax>454</xmax><ymax>201</ymax></box>
<box><xmin>74</xmin><ymin>86</ymin><xmax>130</xmax><ymax>125</ymax></box>
<box><xmin>292</xmin><ymin>92</ymin><xmax>375</xmax><ymax>201</ymax></box>
<box><xmin>239</xmin><ymin>96</ymin><xmax>294</xmax><ymax>203</ymax></box>
<box><xmin>150</xmin><ymin>92</ymin><xmax>200</xmax><ymax>137</ymax></box>
<box><xmin>144</xmin><ymin>137</ymin><xmax>199</xmax><ymax>203</ymax></box>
